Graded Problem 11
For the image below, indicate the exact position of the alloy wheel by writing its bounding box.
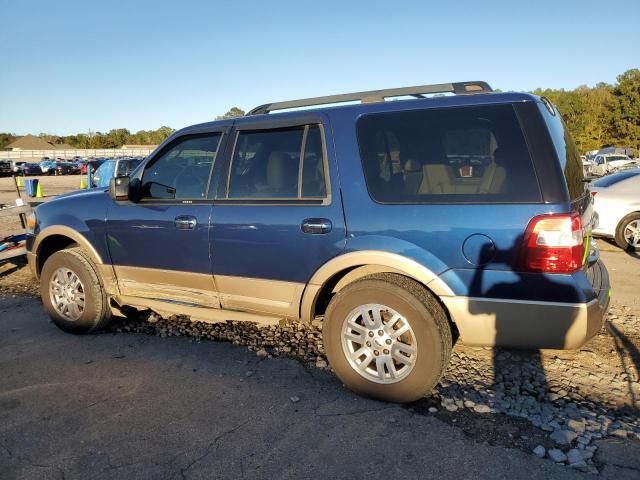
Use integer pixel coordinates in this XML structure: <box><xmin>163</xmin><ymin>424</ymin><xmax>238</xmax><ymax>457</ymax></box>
<box><xmin>49</xmin><ymin>267</ymin><xmax>86</xmax><ymax>321</ymax></box>
<box><xmin>341</xmin><ymin>304</ymin><xmax>417</xmax><ymax>384</ymax></box>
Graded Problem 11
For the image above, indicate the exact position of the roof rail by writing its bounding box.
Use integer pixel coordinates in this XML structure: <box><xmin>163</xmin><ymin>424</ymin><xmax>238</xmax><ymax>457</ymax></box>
<box><xmin>247</xmin><ymin>81</ymin><xmax>492</xmax><ymax>115</ymax></box>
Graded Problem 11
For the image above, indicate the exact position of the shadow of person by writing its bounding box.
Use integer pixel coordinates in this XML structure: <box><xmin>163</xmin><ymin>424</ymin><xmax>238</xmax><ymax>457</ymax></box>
<box><xmin>0</xmin><ymin>258</ymin><xmax>26</xmax><ymax>279</ymax></box>
<box><xmin>468</xmin><ymin>235</ymin><xmax>582</xmax><ymax>411</ymax></box>
<box><xmin>606</xmin><ymin>321</ymin><xmax>640</xmax><ymax>412</ymax></box>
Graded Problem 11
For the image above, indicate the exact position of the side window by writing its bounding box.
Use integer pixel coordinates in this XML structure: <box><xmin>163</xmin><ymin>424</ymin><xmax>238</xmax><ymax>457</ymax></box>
<box><xmin>141</xmin><ymin>134</ymin><xmax>221</xmax><ymax>200</ymax></box>
<box><xmin>301</xmin><ymin>125</ymin><xmax>327</xmax><ymax>198</ymax></box>
<box><xmin>357</xmin><ymin>104</ymin><xmax>541</xmax><ymax>203</ymax></box>
<box><xmin>227</xmin><ymin>124</ymin><xmax>327</xmax><ymax>200</ymax></box>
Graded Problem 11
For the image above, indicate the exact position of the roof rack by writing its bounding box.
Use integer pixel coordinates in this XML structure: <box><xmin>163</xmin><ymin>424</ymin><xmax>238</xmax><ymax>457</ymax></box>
<box><xmin>247</xmin><ymin>81</ymin><xmax>492</xmax><ymax>115</ymax></box>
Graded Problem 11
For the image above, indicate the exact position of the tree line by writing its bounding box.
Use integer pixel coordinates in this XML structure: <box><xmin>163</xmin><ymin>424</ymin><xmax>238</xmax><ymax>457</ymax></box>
<box><xmin>532</xmin><ymin>68</ymin><xmax>639</xmax><ymax>154</ymax></box>
<box><xmin>0</xmin><ymin>126</ymin><xmax>176</xmax><ymax>150</ymax></box>
<box><xmin>1</xmin><ymin>69</ymin><xmax>638</xmax><ymax>154</ymax></box>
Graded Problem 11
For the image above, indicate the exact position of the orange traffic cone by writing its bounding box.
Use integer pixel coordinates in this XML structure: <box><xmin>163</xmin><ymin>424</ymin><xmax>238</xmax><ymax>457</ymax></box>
<box><xmin>36</xmin><ymin>183</ymin><xmax>44</xmax><ymax>198</ymax></box>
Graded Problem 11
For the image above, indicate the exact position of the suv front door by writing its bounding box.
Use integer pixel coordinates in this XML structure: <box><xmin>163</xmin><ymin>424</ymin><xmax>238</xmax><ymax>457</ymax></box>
<box><xmin>105</xmin><ymin>129</ymin><xmax>227</xmax><ymax>308</ymax></box>
<box><xmin>210</xmin><ymin>116</ymin><xmax>346</xmax><ymax>319</ymax></box>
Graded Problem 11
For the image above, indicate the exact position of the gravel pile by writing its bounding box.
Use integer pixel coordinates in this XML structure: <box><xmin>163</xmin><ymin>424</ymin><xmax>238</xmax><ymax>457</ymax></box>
<box><xmin>108</xmin><ymin>306</ymin><xmax>640</xmax><ymax>472</ymax></box>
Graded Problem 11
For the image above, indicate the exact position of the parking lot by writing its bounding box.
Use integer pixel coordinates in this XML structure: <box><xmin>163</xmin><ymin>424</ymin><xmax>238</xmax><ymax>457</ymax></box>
<box><xmin>1</xmin><ymin>174</ymin><xmax>639</xmax><ymax>478</ymax></box>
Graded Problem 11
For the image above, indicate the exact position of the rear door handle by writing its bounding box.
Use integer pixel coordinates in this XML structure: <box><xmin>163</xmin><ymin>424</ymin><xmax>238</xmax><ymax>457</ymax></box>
<box><xmin>301</xmin><ymin>218</ymin><xmax>332</xmax><ymax>235</ymax></box>
<box><xmin>175</xmin><ymin>215</ymin><xmax>197</xmax><ymax>230</ymax></box>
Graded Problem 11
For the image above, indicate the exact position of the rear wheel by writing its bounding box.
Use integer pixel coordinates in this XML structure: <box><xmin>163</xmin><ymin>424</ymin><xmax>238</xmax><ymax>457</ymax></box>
<box><xmin>323</xmin><ymin>274</ymin><xmax>452</xmax><ymax>403</ymax></box>
<box><xmin>614</xmin><ymin>213</ymin><xmax>640</xmax><ymax>251</ymax></box>
<box><xmin>40</xmin><ymin>247</ymin><xmax>111</xmax><ymax>333</ymax></box>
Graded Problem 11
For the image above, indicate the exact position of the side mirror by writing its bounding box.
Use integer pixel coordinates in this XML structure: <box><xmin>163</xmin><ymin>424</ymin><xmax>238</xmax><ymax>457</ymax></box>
<box><xmin>109</xmin><ymin>176</ymin><xmax>130</xmax><ymax>201</ymax></box>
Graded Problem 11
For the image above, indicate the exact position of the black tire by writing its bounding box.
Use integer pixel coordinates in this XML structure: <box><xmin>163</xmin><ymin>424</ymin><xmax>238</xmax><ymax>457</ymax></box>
<box><xmin>614</xmin><ymin>212</ymin><xmax>640</xmax><ymax>252</ymax></box>
<box><xmin>40</xmin><ymin>247</ymin><xmax>111</xmax><ymax>333</ymax></box>
<box><xmin>323</xmin><ymin>273</ymin><xmax>452</xmax><ymax>403</ymax></box>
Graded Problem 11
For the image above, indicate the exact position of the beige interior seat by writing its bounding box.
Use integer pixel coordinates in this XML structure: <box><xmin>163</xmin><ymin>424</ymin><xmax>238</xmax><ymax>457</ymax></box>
<box><xmin>266</xmin><ymin>152</ymin><xmax>298</xmax><ymax>197</ymax></box>
<box><xmin>420</xmin><ymin>163</ymin><xmax>455</xmax><ymax>194</ymax></box>
<box><xmin>478</xmin><ymin>148</ymin><xmax>507</xmax><ymax>193</ymax></box>
<box><xmin>403</xmin><ymin>159</ymin><xmax>423</xmax><ymax>194</ymax></box>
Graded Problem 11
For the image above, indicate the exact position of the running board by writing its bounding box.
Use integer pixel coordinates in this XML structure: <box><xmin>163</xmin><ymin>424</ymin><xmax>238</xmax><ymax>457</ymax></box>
<box><xmin>112</xmin><ymin>295</ymin><xmax>284</xmax><ymax>326</ymax></box>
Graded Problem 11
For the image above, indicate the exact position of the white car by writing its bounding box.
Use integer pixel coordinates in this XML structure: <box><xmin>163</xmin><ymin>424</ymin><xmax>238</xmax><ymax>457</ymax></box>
<box><xmin>591</xmin><ymin>154</ymin><xmax>637</xmax><ymax>176</ymax></box>
<box><xmin>591</xmin><ymin>169</ymin><xmax>640</xmax><ymax>250</ymax></box>
<box><xmin>582</xmin><ymin>158</ymin><xmax>594</xmax><ymax>177</ymax></box>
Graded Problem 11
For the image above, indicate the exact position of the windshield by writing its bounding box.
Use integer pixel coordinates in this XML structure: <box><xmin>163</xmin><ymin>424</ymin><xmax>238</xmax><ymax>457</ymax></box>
<box><xmin>608</xmin><ymin>156</ymin><xmax>630</xmax><ymax>161</ymax></box>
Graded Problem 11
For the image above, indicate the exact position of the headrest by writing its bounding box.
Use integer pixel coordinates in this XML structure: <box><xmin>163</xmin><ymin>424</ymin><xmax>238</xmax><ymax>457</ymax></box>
<box><xmin>267</xmin><ymin>152</ymin><xmax>296</xmax><ymax>189</ymax></box>
<box><xmin>493</xmin><ymin>148</ymin><xmax>507</xmax><ymax>166</ymax></box>
<box><xmin>404</xmin><ymin>159</ymin><xmax>422</xmax><ymax>172</ymax></box>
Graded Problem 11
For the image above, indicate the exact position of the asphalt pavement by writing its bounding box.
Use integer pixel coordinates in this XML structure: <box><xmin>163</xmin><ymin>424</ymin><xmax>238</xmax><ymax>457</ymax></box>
<box><xmin>0</xmin><ymin>295</ymin><xmax>606</xmax><ymax>480</ymax></box>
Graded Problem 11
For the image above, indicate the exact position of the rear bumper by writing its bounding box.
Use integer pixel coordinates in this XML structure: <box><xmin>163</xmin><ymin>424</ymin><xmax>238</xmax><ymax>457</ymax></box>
<box><xmin>441</xmin><ymin>261</ymin><xmax>610</xmax><ymax>350</ymax></box>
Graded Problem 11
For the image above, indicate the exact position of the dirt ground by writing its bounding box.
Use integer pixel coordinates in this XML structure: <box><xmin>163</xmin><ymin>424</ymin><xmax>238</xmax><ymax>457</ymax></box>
<box><xmin>0</xmin><ymin>174</ymin><xmax>85</xmax><ymax>238</ymax></box>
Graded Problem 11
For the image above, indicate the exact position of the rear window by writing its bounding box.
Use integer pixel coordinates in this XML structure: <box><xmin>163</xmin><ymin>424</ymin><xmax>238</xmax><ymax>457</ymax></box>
<box><xmin>356</xmin><ymin>104</ymin><xmax>541</xmax><ymax>204</ymax></box>
<box><xmin>592</xmin><ymin>170</ymin><xmax>640</xmax><ymax>188</ymax></box>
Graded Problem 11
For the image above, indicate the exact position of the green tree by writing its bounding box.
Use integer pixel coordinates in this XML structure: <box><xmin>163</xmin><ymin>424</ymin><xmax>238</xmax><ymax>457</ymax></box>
<box><xmin>218</xmin><ymin>107</ymin><xmax>245</xmax><ymax>119</ymax></box>
<box><xmin>149</xmin><ymin>126</ymin><xmax>175</xmax><ymax>144</ymax></box>
<box><xmin>0</xmin><ymin>133</ymin><xmax>17</xmax><ymax>149</ymax></box>
<box><xmin>580</xmin><ymin>83</ymin><xmax>615</xmax><ymax>150</ymax></box>
<box><xmin>611</xmin><ymin>69</ymin><xmax>640</xmax><ymax>153</ymax></box>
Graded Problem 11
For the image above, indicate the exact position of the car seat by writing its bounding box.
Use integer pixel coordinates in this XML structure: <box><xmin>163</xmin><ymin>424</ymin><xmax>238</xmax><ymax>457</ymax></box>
<box><xmin>266</xmin><ymin>152</ymin><xmax>298</xmax><ymax>197</ymax></box>
<box><xmin>478</xmin><ymin>148</ymin><xmax>507</xmax><ymax>194</ymax></box>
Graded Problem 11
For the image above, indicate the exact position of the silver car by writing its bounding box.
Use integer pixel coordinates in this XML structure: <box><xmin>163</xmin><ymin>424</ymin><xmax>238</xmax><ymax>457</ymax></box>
<box><xmin>591</xmin><ymin>154</ymin><xmax>638</xmax><ymax>176</ymax></box>
<box><xmin>591</xmin><ymin>169</ymin><xmax>640</xmax><ymax>250</ymax></box>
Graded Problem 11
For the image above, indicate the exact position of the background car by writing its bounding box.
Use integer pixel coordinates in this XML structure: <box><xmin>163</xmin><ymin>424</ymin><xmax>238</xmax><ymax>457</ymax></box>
<box><xmin>55</xmin><ymin>162</ymin><xmax>80</xmax><ymax>175</ymax></box>
<box><xmin>0</xmin><ymin>160</ymin><xmax>12</xmax><ymax>176</ymax></box>
<box><xmin>591</xmin><ymin>168</ymin><xmax>640</xmax><ymax>250</ymax></box>
<box><xmin>591</xmin><ymin>154</ymin><xmax>638</xmax><ymax>176</ymax></box>
<box><xmin>92</xmin><ymin>157</ymin><xmax>143</xmax><ymax>188</ymax></box>
<box><xmin>80</xmin><ymin>159</ymin><xmax>106</xmax><ymax>174</ymax></box>
<box><xmin>22</xmin><ymin>163</ymin><xmax>43</xmax><ymax>176</ymax></box>
<box><xmin>582</xmin><ymin>158</ymin><xmax>594</xmax><ymax>177</ymax></box>
<box><xmin>39</xmin><ymin>160</ymin><xmax>58</xmax><ymax>175</ymax></box>
<box><xmin>11</xmin><ymin>161</ymin><xmax>27</xmax><ymax>173</ymax></box>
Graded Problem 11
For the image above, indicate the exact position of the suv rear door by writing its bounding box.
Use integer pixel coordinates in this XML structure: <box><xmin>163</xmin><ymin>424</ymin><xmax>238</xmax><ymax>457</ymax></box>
<box><xmin>209</xmin><ymin>114</ymin><xmax>346</xmax><ymax>319</ymax></box>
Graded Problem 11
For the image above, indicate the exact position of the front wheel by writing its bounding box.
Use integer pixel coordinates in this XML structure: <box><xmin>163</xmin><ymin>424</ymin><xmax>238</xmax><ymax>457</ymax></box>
<box><xmin>615</xmin><ymin>213</ymin><xmax>640</xmax><ymax>251</ymax></box>
<box><xmin>323</xmin><ymin>274</ymin><xmax>452</xmax><ymax>403</ymax></box>
<box><xmin>40</xmin><ymin>247</ymin><xmax>111</xmax><ymax>333</ymax></box>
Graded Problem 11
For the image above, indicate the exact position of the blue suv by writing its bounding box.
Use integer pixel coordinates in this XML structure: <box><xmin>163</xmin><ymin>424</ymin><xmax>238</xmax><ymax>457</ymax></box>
<box><xmin>26</xmin><ymin>81</ymin><xmax>610</xmax><ymax>402</ymax></box>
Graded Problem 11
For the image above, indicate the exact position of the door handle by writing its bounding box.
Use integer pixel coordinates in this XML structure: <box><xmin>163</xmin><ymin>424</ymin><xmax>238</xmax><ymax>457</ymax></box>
<box><xmin>174</xmin><ymin>215</ymin><xmax>197</xmax><ymax>230</ymax></box>
<box><xmin>301</xmin><ymin>218</ymin><xmax>332</xmax><ymax>235</ymax></box>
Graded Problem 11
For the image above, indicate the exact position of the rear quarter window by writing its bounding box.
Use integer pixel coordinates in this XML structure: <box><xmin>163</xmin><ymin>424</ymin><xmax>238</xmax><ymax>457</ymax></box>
<box><xmin>537</xmin><ymin>103</ymin><xmax>585</xmax><ymax>200</ymax></box>
<box><xmin>356</xmin><ymin>104</ymin><xmax>542</xmax><ymax>204</ymax></box>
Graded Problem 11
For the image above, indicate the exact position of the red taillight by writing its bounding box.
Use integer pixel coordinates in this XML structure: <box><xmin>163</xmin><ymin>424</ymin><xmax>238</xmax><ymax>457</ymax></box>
<box><xmin>522</xmin><ymin>213</ymin><xmax>584</xmax><ymax>273</ymax></box>
<box><xmin>591</xmin><ymin>191</ymin><xmax>597</xmax><ymax>197</ymax></box>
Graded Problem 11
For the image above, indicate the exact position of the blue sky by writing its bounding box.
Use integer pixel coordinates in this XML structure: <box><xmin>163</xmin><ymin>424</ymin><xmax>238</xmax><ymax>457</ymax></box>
<box><xmin>1</xmin><ymin>0</ymin><xmax>638</xmax><ymax>136</ymax></box>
